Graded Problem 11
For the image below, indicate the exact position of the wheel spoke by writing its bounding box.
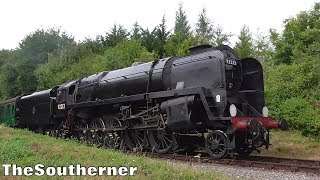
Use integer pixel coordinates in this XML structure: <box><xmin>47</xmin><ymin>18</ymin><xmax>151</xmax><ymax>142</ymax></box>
<box><xmin>205</xmin><ymin>131</ymin><xmax>228</xmax><ymax>158</ymax></box>
<box><xmin>164</xmin><ymin>136</ymin><xmax>172</xmax><ymax>143</ymax></box>
<box><xmin>148</xmin><ymin>130</ymin><xmax>174</xmax><ymax>153</ymax></box>
<box><xmin>163</xmin><ymin>138</ymin><xmax>169</xmax><ymax>148</ymax></box>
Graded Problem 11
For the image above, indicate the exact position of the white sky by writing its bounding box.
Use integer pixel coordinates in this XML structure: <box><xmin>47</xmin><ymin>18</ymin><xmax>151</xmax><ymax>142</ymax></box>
<box><xmin>0</xmin><ymin>0</ymin><xmax>317</xmax><ymax>49</ymax></box>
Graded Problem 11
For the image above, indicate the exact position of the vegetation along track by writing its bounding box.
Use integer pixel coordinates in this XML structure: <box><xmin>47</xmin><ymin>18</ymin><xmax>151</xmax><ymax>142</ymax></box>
<box><xmin>136</xmin><ymin>153</ymin><xmax>320</xmax><ymax>175</ymax></box>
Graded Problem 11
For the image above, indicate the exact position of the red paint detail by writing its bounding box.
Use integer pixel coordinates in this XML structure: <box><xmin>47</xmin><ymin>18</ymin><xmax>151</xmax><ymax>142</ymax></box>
<box><xmin>0</xmin><ymin>102</ymin><xmax>15</xmax><ymax>106</ymax></box>
<box><xmin>232</xmin><ymin>117</ymin><xmax>279</xmax><ymax>131</ymax></box>
<box><xmin>233</xmin><ymin>120</ymin><xmax>248</xmax><ymax>131</ymax></box>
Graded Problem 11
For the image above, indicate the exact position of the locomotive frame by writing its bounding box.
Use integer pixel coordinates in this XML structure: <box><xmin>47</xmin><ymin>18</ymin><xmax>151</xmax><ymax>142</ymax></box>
<box><xmin>5</xmin><ymin>45</ymin><xmax>288</xmax><ymax>158</ymax></box>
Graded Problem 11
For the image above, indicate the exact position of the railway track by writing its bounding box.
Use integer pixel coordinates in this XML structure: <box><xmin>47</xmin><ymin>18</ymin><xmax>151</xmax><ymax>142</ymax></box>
<box><xmin>135</xmin><ymin>152</ymin><xmax>320</xmax><ymax>175</ymax></box>
<box><xmin>55</xmin><ymin>134</ymin><xmax>320</xmax><ymax>175</ymax></box>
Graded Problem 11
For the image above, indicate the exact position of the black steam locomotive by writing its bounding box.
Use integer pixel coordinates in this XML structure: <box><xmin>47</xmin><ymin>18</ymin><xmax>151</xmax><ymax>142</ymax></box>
<box><xmin>11</xmin><ymin>45</ymin><xmax>287</xmax><ymax>158</ymax></box>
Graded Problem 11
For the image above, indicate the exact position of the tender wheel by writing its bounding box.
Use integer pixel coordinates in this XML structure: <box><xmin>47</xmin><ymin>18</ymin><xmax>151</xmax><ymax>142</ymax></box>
<box><xmin>148</xmin><ymin>129</ymin><xmax>175</xmax><ymax>154</ymax></box>
<box><xmin>205</xmin><ymin>130</ymin><xmax>228</xmax><ymax>158</ymax></box>
<box><xmin>103</xmin><ymin>116</ymin><xmax>123</xmax><ymax>149</ymax></box>
<box><xmin>124</xmin><ymin>130</ymin><xmax>148</xmax><ymax>151</ymax></box>
<box><xmin>89</xmin><ymin>118</ymin><xmax>105</xmax><ymax>147</ymax></box>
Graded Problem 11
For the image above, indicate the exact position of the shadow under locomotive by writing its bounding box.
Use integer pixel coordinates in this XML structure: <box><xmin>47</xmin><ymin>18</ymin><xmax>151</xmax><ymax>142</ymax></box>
<box><xmin>13</xmin><ymin>45</ymin><xmax>288</xmax><ymax>158</ymax></box>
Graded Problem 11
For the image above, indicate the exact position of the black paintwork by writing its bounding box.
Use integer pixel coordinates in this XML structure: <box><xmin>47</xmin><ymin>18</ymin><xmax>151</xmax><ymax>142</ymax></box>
<box><xmin>15</xmin><ymin>90</ymin><xmax>52</xmax><ymax>127</ymax></box>
<box><xmin>13</xmin><ymin>45</ymin><xmax>266</xmax><ymax>133</ymax></box>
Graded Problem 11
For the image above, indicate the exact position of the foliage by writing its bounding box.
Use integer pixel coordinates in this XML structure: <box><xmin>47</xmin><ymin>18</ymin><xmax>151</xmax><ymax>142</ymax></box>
<box><xmin>212</xmin><ymin>25</ymin><xmax>232</xmax><ymax>46</ymax></box>
<box><xmin>234</xmin><ymin>25</ymin><xmax>254</xmax><ymax>58</ymax></box>
<box><xmin>0</xmin><ymin>49</ymin><xmax>13</xmax><ymax>66</ymax></box>
<box><xmin>131</xmin><ymin>22</ymin><xmax>142</xmax><ymax>40</ymax></box>
<box><xmin>99</xmin><ymin>24</ymin><xmax>129</xmax><ymax>47</ymax></box>
<box><xmin>194</xmin><ymin>8</ymin><xmax>231</xmax><ymax>46</ymax></box>
<box><xmin>130</xmin><ymin>17</ymin><xmax>169</xmax><ymax>59</ymax></box>
<box><xmin>19</xmin><ymin>28</ymin><xmax>74</xmax><ymax>66</ymax></box>
<box><xmin>264</xmin><ymin>54</ymin><xmax>320</xmax><ymax>137</ymax></box>
<box><xmin>35</xmin><ymin>43</ymin><xmax>95</xmax><ymax>89</ymax></box>
<box><xmin>0</xmin><ymin>63</ymin><xmax>19</xmax><ymax>98</ymax></box>
<box><xmin>165</xmin><ymin>32</ymin><xmax>195</xmax><ymax>56</ymax></box>
<box><xmin>279</xmin><ymin>97</ymin><xmax>320</xmax><ymax>136</ymax></box>
<box><xmin>82</xmin><ymin>38</ymin><xmax>106</xmax><ymax>54</ymax></box>
<box><xmin>174</xmin><ymin>3</ymin><xmax>191</xmax><ymax>38</ymax></box>
<box><xmin>271</xmin><ymin>3</ymin><xmax>320</xmax><ymax>64</ymax></box>
<box><xmin>261</xmin><ymin>3</ymin><xmax>320</xmax><ymax>137</ymax></box>
<box><xmin>154</xmin><ymin>15</ymin><xmax>170</xmax><ymax>58</ymax></box>
<box><xmin>104</xmin><ymin>39</ymin><xmax>154</xmax><ymax>70</ymax></box>
<box><xmin>140</xmin><ymin>27</ymin><xmax>157</xmax><ymax>54</ymax></box>
<box><xmin>253</xmin><ymin>32</ymin><xmax>273</xmax><ymax>61</ymax></box>
<box><xmin>0</xmin><ymin>28</ymin><xmax>74</xmax><ymax>98</ymax></box>
<box><xmin>195</xmin><ymin>8</ymin><xmax>214</xmax><ymax>45</ymax></box>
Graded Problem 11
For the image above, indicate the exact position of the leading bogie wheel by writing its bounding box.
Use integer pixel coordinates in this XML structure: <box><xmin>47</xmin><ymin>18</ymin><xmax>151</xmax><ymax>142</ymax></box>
<box><xmin>205</xmin><ymin>130</ymin><xmax>228</xmax><ymax>158</ymax></box>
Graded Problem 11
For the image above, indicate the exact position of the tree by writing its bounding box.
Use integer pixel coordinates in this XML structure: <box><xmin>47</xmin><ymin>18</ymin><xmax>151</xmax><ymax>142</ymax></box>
<box><xmin>17</xmin><ymin>28</ymin><xmax>74</xmax><ymax>93</ymax></box>
<box><xmin>100</xmin><ymin>24</ymin><xmax>129</xmax><ymax>47</ymax></box>
<box><xmin>131</xmin><ymin>22</ymin><xmax>142</xmax><ymax>40</ymax></box>
<box><xmin>271</xmin><ymin>3</ymin><xmax>320</xmax><ymax>64</ymax></box>
<box><xmin>36</xmin><ymin>42</ymin><xmax>97</xmax><ymax>89</ymax></box>
<box><xmin>105</xmin><ymin>39</ymin><xmax>154</xmax><ymax>70</ymax></box>
<box><xmin>0</xmin><ymin>49</ymin><xmax>12</xmax><ymax>66</ymax></box>
<box><xmin>213</xmin><ymin>26</ymin><xmax>232</xmax><ymax>46</ymax></box>
<box><xmin>195</xmin><ymin>8</ymin><xmax>214</xmax><ymax>45</ymax></box>
<box><xmin>165</xmin><ymin>33</ymin><xmax>195</xmax><ymax>56</ymax></box>
<box><xmin>140</xmin><ymin>27</ymin><xmax>157</xmax><ymax>53</ymax></box>
<box><xmin>0</xmin><ymin>63</ymin><xmax>19</xmax><ymax>99</ymax></box>
<box><xmin>165</xmin><ymin>4</ymin><xmax>194</xmax><ymax>56</ymax></box>
<box><xmin>16</xmin><ymin>61</ymin><xmax>38</xmax><ymax>94</ymax></box>
<box><xmin>253</xmin><ymin>31</ymin><xmax>273</xmax><ymax>61</ymax></box>
<box><xmin>194</xmin><ymin>8</ymin><xmax>231</xmax><ymax>46</ymax></box>
<box><xmin>234</xmin><ymin>25</ymin><xmax>254</xmax><ymax>58</ymax></box>
<box><xmin>154</xmin><ymin>15</ymin><xmax>170</xmax><ymax>58</ymax></box>
<box><xmin>19</xmin><ymin>28</ymin><xmax>74</xmax><ymax>66</ymax></box>
<box><xmin>83</xmin><ymin>38</ymin><xmax>105</xmax><ymax>54</ymax></box>
<box><xmin>0</xmin><ymin>28</ymin><xmax>75</xmax><ymax>96</ymax></box>
<box><xmin>138</xmin><ymin>16</ymin><xmax>170</xmax><ymax>58</ymax></box>
<box><xmin>174</xmin><ymin>3</ymin><xmax>191</xmax><ymax>37</ymax></box>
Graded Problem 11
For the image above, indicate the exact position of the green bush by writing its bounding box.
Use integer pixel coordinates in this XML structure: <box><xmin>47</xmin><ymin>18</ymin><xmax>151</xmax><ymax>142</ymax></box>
<box><xmin>278</xmin><ymin>97</ymin><xmax>320</xmax><ymax>136</ymax></box>
<box><xmin>264</xmin><ymin>55</ymin><xmax>320</xmax><ymax>137</ymax></box>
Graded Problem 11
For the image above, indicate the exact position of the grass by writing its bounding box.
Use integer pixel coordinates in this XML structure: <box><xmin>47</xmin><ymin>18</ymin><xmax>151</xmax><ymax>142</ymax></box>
<box><xmin>1</xmin><ymin>125</ymin><xmax>319</xmax><ymax>179</ymax></box>
<box><xmin>255</xmin><ymin>130</ymin><xmax>320</xmax><ymax>160</ymax></box>
<box><xmin>0</xmin><ymin>125</ymin><xmax>225</xmax><ymax>179</ymax></box>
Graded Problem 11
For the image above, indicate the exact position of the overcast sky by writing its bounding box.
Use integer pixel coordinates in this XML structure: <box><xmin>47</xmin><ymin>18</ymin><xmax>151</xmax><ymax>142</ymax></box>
<box><xmin>0</xmin><ymin>0</ymin><xmax>317</xmax><ymax>49</ymax></box>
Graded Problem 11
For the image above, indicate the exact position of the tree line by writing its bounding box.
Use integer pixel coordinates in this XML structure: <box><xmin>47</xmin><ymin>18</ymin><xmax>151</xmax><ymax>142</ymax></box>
<box><xmin>0</xmin><ymin>3</ymin><xmax>319</xmax><ymax>137</ymax></box>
